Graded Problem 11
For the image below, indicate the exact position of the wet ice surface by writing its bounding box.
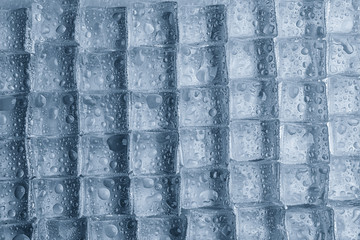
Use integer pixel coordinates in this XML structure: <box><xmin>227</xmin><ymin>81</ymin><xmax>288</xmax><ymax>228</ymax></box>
<box><xmin>2</xmin><ymin>0</ymin><xmax>360</xmax><ymax>239</ymax></box>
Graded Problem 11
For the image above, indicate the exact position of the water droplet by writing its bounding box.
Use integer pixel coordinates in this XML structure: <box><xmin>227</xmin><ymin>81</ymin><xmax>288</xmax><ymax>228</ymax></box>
<box><xmin>66</xmin><ymin>115</ymin><xmax>75</xmax><ymax>123</ymax></box>
<box><xmin>56</xmin><ymin>25</ymin><xmax>67</xmax><ymax>34</ymax></box>
<box><xmin>288</xmin><ymin>86</ymin><xmax>299</xmax><ymax>98</ymax></box>
<box><xmin>14</xmin><ymin>185</ymin><xmax>26</xmax><ymax>200</ymax></box>
<box><xmin>8</xmin><ymin>209</ymin><xmax>16</xmax><ymax>217</ymax></box>
<box><xmin>98</xmin><ymin>188</ymin><xmax>110</xmax><ymax>200</ymax></box>
<box><xmin>142</xmin><ymin>178</ymin><xmax>155</xmax><ymax>188</ymax></box>
<box><xmin>35</xmin><ymin>94</ymin><xmax>46</xmax><ymax>108</ymax></box>
<box><xmin>146</xmin><ymin>94</ymin><xmax>163</xmax><ymax>109</ymax></box>
<box><xmin>105</xmin><ymin>224</ymin><xmax>118</xmax><ymax>238</ymax></box>
<box><xmin>209</xmin><ymin>108</ymin><xmax>217</xmax><ymax>117</ymax></box>
<box><xmin>144</xmin><ymin>23</ymin><xmax>155</xmax><ymax>34</ymax></box>
<box><xmin>53</xmin><ymin>203</ymin><xmax>64</xmax><ymax>214</ymax></box>
<box><xmin>0</xmin><ymin>113</ymin><xmax>7</xmax><ymax>125</ymax></box>
<box><xmin>13</xmin><ymin>234</ymin><xmax>30</xmax><ymax>240</ymax></box>
<box><xmin>55</xmin><ymin>184</ymin><xmax>64</xmax><ymax>194</ymax></box>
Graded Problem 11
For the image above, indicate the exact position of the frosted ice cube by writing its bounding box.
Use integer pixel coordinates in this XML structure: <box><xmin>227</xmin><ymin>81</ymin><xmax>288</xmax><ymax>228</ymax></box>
<box><xmin>79</xmin><ymin>92</ymin><xmax>128</xmax><ymax>134</ymax></box>
<box><xmin>0</xmin><ymin>179</ymin><xmax>28</xmax><ymax>221</ymax></box>
<box><xmin>0</xmin><ymin>8</ymin><xmax>29</xmax><ymax>51</ymax></box>
<box><xmin>234</xmin><ymin>204</ymin><xmax>286</xmax><ymax>240</ymax></box>
<box><xmin>130</xmin><ymin>131</ymin><xmax>178</xmax><ymax>175</ymax></box>
<box><xmin>230</xmin><ymin>120</ymin><xmax>279</xmax><ymax>161</ymax></box>
<box><xmin>181</xmin><ymin>167</ymin><xmax>229</xmax><ymax>209</ymax></box>
<box><xmin>0</xmin><ymin>52</ymin><xmax>30</xmax><ymax>94</ymax></box>
<box><xmin>329</xmin><ymin>157</ymin><xmax>360</xmax><ymax>201</ymax></box>
<box><xmin>37</xmin><ymin>217</ymin><xmax>87</xmax><ymax>240</ymax></box>
<box><xmin>128</xmin><ymin>46</ymin><xmax>176</xmax><ymax>91</ymax></box>
<box><xmin>276</xmin><ymin>0</ymin><xmax>325</xmax><ymax>38</ymax></box>
<box><xmin>130</xmin><ymin>92</ymin><xmax>177</xmax><ymax>130</ymax></box>
<box><xmin>229</xmin><ymin>161</ymin><xmax>279</xmax><ymax>204</ymax></box>
<box><xmin>27</xmin><ymin>92</ymin><xmax>78</xmax><ymax>136</ymax></box>
<box><xmin>327</xmin><ymin>0</ymin><xmax>360</xmax><ymax>34</ymax></box>
<box><xmin>32</xmin><ymin>177</ymin><xmax>79</xmax><ymax>218</ymax></box>
<box><xmin>77</xmin><ymin>51</ymin><xmax>127</xmax><ymax>91</ymax></box>
<box><xmin>32</xmin><ymin>0</ymin><xmax>78</xmax><ymax>42</ymax></box>
<box><xmin>27</xmin><ymin>136</ymin><xmax>78</xmax><ymax>178</ymax></box>
<box><xmin>76</xmin><ymin>7</ymin><xmax>127</xmax><ymax>50</ymax></box>
<box><xmin>0</xmin><ymin>222</ymin><xmax>33</xmax><ymax>240</ymax></box>
<box><xmin>81</xmin><ymin>176</ymin><xmax>130</xmax><ymax>216</ymax></box>
<box><xmin>280</xmin><ymin>163</ymin><xmax>329</xmax><ymax>206</ymax></box>
<box><xmin>0</xmin><ymin>138</ymin><xmax>27</xmax><ymax>179</ymax></box>
<box><xmin>178</xmin><ymin>45</ymin><xmax>227</xmax><ymax>87</ymax></box>
<box><xmin>328</xmin><ymin>35</ymin><xmax>360</xmax><ymax>76</ymax></box>
<box><xmin>280</xmin><ymin>122</ymin><xmax>330</xmax><ymax>164</ymax></box>
<box><xmin>278</xmin><ymin>81</ymin><xmax>328</xmax><ymax>122</ymax></box>
<box><xmin>329</xmin><ymin>116</ymin><xmax>360</xmax><ymax>156</ymax></box>
<box><xmin>276</xmin><ymin>39</ymin><xmax>326</xmax><ymax>80</ymax></box>
<box><xmin>328</xmin><ymin>77</ymin><xmax>360</xmax><ymax>116</ymax></box>
<box><xmin>80</xmin><ymin>134</ymin><xmax>129</xmax><ymax>176</ymax></box>
<box><xmin>178</xmin><ymin>4</ymin><xmax>227</xmax><ymax>45</ymax></box>
<box><xmin>132</xmin><ymin>175</ymin><xmax>180</xmax><ymax>216</ymax></box>
<box><xmin>228</xmin><ymin>38</ymin><xmax>277</xmax><ymax>79</ymax></box>
<box><xmin>137</xmin><ymin>216</ymin><xmax>187</xmax><ymax>240</ymax></box>
<box><xmin>230</xmin><ymin>79</ymin><xmax>278</xmax><ymax>120</ymax></box>
<box><xmin>285</xmin><ymin>206</ymin><xmax>334</xmax><ymax>240</ymax></box>
<box><xmin>179</xmin><ymin>127</ymin><xmax>229</xmax><ymax>168</ymax></box>
<box><xmin>0</xmin><ymin>94</ymin><xmax>27</xmax><ymax>138</ymax></box>
<box><xmin>179</xmin><ymin>87</ymin><xmax>229</xmax><ymax>127</ymax></box>
<box><xmin>184</xmin><ymin>208</ymin><xmax>236</xmax><ymax>240</ymax></box>
<box><xmin>88</xmin><ymin>216</ymin><xmax>137</xmax><ymax>240</ymax></box>
<box><xmin>228</xmin><ymin>0</ymin><xmax>277</xmax><ymax>38</ymax></box>
<box><xmin>130</xmin><ymin>2</ymin><xmax>178</xmax><ymax>46</ymax></box>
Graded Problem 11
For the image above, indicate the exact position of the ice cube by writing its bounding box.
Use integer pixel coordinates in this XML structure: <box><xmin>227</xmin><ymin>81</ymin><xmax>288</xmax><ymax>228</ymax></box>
<box><xmin>229</xmin><ymin>161</ymin><xmax>279</xmax><ymax>204</ymax></box>
<box><xmin>31</xmin><ymin>177</ymin><xmax>79</xmax><ymax>218</ymax></box>
<box><xmin>27</xmin><ymin>92</ymin><xmax>78</xmax><ymax>136</ymax></box>
<box><xmin>77</xmin><ymin>51</ymin><xmax>127</xmax><ymax>91</ymax></box>
<box><xmin>184</xmin><ymin>208</ymin><xmax>236</xmax><ymax>240</ymax></box>
<box><xmin>0</xmin><ymin>8</ymin><xmax>29</xmax><ymax>51</ymax></box>
<box><xmin>179</xmin><ymin>87</ymin><xmax>229</xmax><ymax>127</ymax></box>
<box><xmin>128</xmin><ymin>46</ymin><xmax>176</xmax><ymax>91</ymax></box>
<box><xmin>130</xmin><ymin>92</ymin><xmax>177</xmax><ymax>130</ymax></box>
<box><xmin>32</xmin><ymin>0</ymin><xmax>79</xmax><ymax>42</ymax></box>
<box><xmin>230</xmin><ymin>79</ymin><xmax>278</xmax><ymax>120</ymax></box>
<box><xmin>280</xmin><ymin>163</ymin><xmax>329</xmax><ymax>206</ymax></box>
<box><xmin>234</xmin><ymin>204</ymin><xmax>286</xmax><ymax>240</ymax></box>
<box><xmin>328</xmin><ymin>35</ymin><xmax>360</xmax><ymax>76</ymax></box>
<box><xmin>285</xmin><ymin>206</ymin><xmax>334</xmax><ymax>240</ymax></box>
<box><xmin>79</xmin><ymin>134</ymin><xmax>129</xmax><ymax>176</ymax></box>
<box><xmin>0</xmin><ymin>179</ymin><xmax>28</xmax><ymax>221</ymax></box>
<box><xmin>181</xmin><ymin>167</ymin><xmax>229</xmax><ymax>209</ymax></box>
<box><xmin>76</xmin><ymin>7</ymin><xmax>127</xmax><ymax>50</ymax></box>
<box><xmin>0</xmin><ymin>51</ymin><xmax>30</xmax><ymax>94</ymax></box>
<box><xmin>130</xmin><ymin>131</ymin><xmax>178</xmax><ymax>175</ymax></box>
<box><xmin>276</xmin><ymin>39</ymin><xmax>326</xmax><ymax>80</ymax></box>
<box><xmin>178</xmin><ymin>4</ymin><xmax>227</xmax><ymax>45</ymax></box>
<box><xmin>228</xmin><ymin>38</ymin><xmax>277</xmax><ymax>79</ymax></box>
<box><xmin>131</xmin><ymin>175</ymin><xmax>180</xmax><ymax>216</ymax></box>
<box><xmin>0</xmin><ymin>94</ymin><xmax>27</xmax><ymax>138</ymax></box>
<box><xmin>0</xmin><ymin>138</ymin><xmax>27</xmax><ymax>179</ymax></box>
<box><xmin>79</xmin><ymin>92</ymin><xmax>128</xmax><ymax>134</ymax></box>
<box><xmin>278</xmin><ymin>81</ymin><xmax>328</xmax><ymax>122</ymax></box>
<box><xmin>329</xmin><ymin>157</ymin><xmax>360</xmax><ymax>201</ymax></box>
<box><xmin>228</xmin><ymin>0</ymin><xmax>277</xmax><ymax>38</ymax></box>
<box><xmin>130</xmin><ymin>2</ymin><xmax>178</xmax><ymax>46</ymax></box>
<box><xmin>328</xmin><ymin>77</ymin><xmax>360</xmax><ymax>116</ymax></box>
<box><xmin>178</xmin><ymin>45</ymin><xmax>227</xmax><ymax>87</ymax></box>
<box><xmin>0</xmin><ymin>222</ymin><xmax>33</xmax><ymax>240</ymax></box>
<box><xmin>280</xmin><ymin>122</ymin><xmax>330</xmax><ymax>164</ymax></box>
<box><xmin>37</xmin><ymin>217</ymin><xmax>87</xmax><ymax>240</ymax></box>
<box><xmin>88</xmin><ymin>216</ymin><xmax>137</xmax><ymax>240</ymax></box>
<box><xmin>137</xmin><ymin>216</ymin><xmax>187</xmax><ymax>240</ymax></box>
<box><xmin>27</xmin><ymin>136</ymin><xmax>78</xmax><ymax>178</ymax></box>
<box><xmin>329</xmin><ymin>116</ymin><xmax>360</xmax><ymax>156</ymax></box>
<box><xmin>327</xmin><ymin>0</ymin><xmax>360</xmax><ymax>34</ymax></box>
<box><xmin>276</xmin><ymin>0</ymin><xmax>325</xmax><ymax>38</ymax></box>
<box><xmin>329</xmin><ymin>201</ymin><xmax>360</xmax><ymax>240</ymax></box>
<box><xmin>230</xmin><ymin>120</ymin><xmax>279</xmax><ymax>161</ymax></box>
<box><xmin>81</xmin><ymin>176</ymin><xmax>130</xmax><ymax>216</ymax></box>
<box><xmin>179</xmin><ymin>127</ymin><xmax>229</xmax><ymax>168</ymax></box>
<box><xmin>31</xmin><ymin>42</ymin><xmax>77</xmax><ymax>92</ymax></box>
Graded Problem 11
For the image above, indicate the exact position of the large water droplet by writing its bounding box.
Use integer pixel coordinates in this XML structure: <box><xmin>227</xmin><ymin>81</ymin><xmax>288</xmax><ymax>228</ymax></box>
<box><xmin>55</xmin><ymin>184</ymin><xmax>64</xmax><ymax>194</ymax></box>
<box><xmin>144</xmin><ymin>23</ymin><xmax>155</xmax><ymax>34</ymax></box>
<box><xmin>14</xmin><ymin>185</ymin><xmax>26</xmax><ymax>200</ymax></box>
<box><xmin>56</xmin><ymin>25</ymin><xmax>67</xmax><ymax>34</ymax></box>
<box><xmin>142</xmin><ymin>178</ymin><xmax>155</xmax><ymax>188</ymax></box>
<box><xmin>53</xmin><ymin>203</ymin><xmax>64</xmax><ymax>214</ymax></box>
<box><xmin>104</xmin><ymin>224</ymin><xmax>118</xmax><ymax>238</ymax></box>
<box><xmin>13</xmin><ymin>234</ymin><xmax>30</xmax><ymax>240</ymax></box>
<box><xmin>98</xmin><ymin>188</ymin><xmax>110</xmax><ymax>200</ymax></box>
